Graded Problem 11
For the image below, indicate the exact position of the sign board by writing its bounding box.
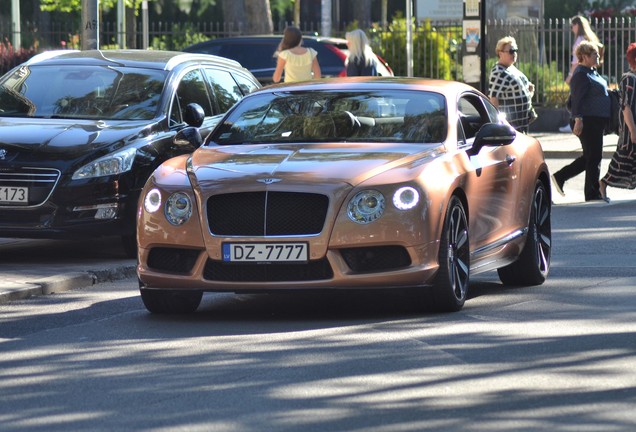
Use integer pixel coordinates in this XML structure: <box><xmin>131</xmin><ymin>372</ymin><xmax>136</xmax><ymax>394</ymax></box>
<box><xmin>416</xmin><ymin>0</ymin><xmax>463</xmax><ymax>20</ymax></box>
<box><xmin>462</xmin><ymin>0</ymin><xmax>484</xmax><ymax>91</ymax></box>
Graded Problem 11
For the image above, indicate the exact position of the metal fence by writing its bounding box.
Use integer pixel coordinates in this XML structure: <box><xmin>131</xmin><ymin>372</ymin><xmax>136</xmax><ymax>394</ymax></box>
<box><xmin>1</xmin><ymin>17</ymin><xmax>635</xmax><ymax>108</ymax></box>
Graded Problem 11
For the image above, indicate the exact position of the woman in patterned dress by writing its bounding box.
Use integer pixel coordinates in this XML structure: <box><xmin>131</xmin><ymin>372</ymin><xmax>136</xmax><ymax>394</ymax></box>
<box><xmin>488</xmin><ymin>36</ymin><xmax>535</xmax><ymax>133</ymax></box>
<box><xmin>600</xmin><ymin>43</ymin><xmax>636</xmax><ymax>201</ymax></box>
<box><xmin>272</xmin><ymin>26</ymin><xmax>321</xmax><ymax>83</ymax></box>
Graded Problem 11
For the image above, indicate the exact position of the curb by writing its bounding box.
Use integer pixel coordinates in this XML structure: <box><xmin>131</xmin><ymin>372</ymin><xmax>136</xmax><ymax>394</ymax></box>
<box><xmin>0</xmin><ymin>264</ymin><xmax>137</xmax><ymax>304</ymax></box>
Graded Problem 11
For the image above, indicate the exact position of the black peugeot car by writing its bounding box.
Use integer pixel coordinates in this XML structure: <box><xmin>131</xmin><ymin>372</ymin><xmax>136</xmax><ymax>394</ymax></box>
<box><xmin>0</xmin><ymin>49</ymin><xmax>260</xmax><ymax>256</ymax></box>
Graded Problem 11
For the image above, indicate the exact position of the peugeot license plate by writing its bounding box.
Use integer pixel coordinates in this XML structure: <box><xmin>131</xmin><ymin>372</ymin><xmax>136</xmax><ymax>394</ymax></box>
<box><xmin>223</xmin><ymin>242</ymin><xmax>308</xmax><ymax>262</ymax></box>
<box><xmin>0</xmin><ymin>186</ymin><xmax>28</xmax><ymax>204</ymax></box>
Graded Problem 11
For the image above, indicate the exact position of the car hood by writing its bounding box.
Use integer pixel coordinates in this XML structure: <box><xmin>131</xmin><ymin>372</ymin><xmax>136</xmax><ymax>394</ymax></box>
<box><xmin>0</xmin><ymin>117</ymin><xmax>153</xmax><ymax>158</ymax></box>
<box><xmin>189</xmin><ymin>142</ymin><xmax>441</xmax><ymax>187</ymax></box>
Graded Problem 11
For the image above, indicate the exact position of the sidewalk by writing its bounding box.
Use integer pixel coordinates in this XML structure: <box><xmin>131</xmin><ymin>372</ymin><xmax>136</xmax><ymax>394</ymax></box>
<box><xmin>0</xmin><ymin>132</ymin><xmax>632</xmax><ymax>304</ymax></box>
<box><xmin>533</xmin><ymin>131</ymin><xmax>620</xmax><ymax>159</ymax></box>
<box><xmin>533</xmin><ymin>131</ymin><xmax>635</xmax><ymax>205</ymax></box>
<box><xmin>0</xmin><ymin>237</ymin><xmax>136</xmax><ymax>304</ymax></box>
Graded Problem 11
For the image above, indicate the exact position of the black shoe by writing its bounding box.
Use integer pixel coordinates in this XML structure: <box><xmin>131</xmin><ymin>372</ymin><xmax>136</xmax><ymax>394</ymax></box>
<box><xmin>551</xmin><ymin>174</ymin><xmax>565</xmax><ymax>196</ymax></box>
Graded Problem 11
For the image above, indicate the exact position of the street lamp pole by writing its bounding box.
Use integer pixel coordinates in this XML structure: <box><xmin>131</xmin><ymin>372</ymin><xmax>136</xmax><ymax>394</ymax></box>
<box><xmin>81</xmin><ymin>0</ymin><xmax>99</xmax><ymax>50</ymax></box>
<box><xmin>406</xmin><ymin>0</ymin><xmax>413</xmax><ymax>77</ymax></box>
<box><xmin>11</xmin><ymin>0</ymin><xmax>21</xmax><ymax>49</ymax></box>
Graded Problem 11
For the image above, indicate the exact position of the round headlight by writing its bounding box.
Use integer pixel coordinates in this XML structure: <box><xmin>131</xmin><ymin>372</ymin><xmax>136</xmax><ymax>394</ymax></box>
<box><xmin>393</xmin><ymin>186</ymin><xmax>420</xmax><ymax>210</ymax></box>
<box><xmin>347</xmin><ymin>190</ymin><xmax>385</xmax><ymax>224</ymax></box>
<box><xmin>144</xmin><ymin>189</ymin><xmax>162</xmax><ymax>213</ymax></box>
<box><xmin>165</xmin><ymin>192</ymin><xmax>192</xmax><ymax>225</ymax></box>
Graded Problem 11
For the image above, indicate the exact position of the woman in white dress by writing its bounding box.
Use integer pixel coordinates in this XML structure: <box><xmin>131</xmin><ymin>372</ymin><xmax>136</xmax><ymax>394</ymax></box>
<box><xmin>272</xmin><ymin>26</ymin><xmax>321</xmax><ymax>83</ymax></box>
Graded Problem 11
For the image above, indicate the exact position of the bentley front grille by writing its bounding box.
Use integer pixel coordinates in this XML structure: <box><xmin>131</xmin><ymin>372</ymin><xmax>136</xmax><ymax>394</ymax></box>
<box><xmin>207</xmin><ymin>191</ymin><xmax>329</xmax><ymax>236</ymax></box>
<box><xmin>203</xmin><ymin>258</ymin><xmax>333</xmax><ymax>282</ymax></box>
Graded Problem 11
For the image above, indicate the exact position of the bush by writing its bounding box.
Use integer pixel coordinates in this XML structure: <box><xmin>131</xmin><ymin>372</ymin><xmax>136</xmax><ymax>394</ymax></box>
<box><xmin>378</xmin><ymin>17</ymin><xmax>455</xmax><ymax>80</ymax></box>
<box><xmin>150</xmin><ymin>23</ymin><xmax>210</xmax><ymax>51</ymax></box>
<box><xmin>0</xmin><ymin>39</ymin><xmax>37</xmax><ymax>76</ymax></box>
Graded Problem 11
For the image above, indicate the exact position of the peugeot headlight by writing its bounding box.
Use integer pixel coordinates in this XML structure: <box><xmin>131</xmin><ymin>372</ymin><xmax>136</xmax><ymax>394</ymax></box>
<box><xmin>165</xmin><ymin>192</ymin><xmax>192</xmax><ymax>225</ymax></box>
<box><xmin>72</xmin><ymin>147</ymin><xmax>136</xmax><ymax>180</ymax></box>
<box><xmin>393</xmin><ymin>186</ymin><xmax>420</xmax><ymax>210</ymax></box>
<box><xmin>347</xmin><ymin>190</ymin><xmax>385</xmax><ymax>224</ymax></box>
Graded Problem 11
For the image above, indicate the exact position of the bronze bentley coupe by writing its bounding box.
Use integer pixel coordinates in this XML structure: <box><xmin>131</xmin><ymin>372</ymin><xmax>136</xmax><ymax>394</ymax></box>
<box><xmin>136</xmin><ymin>77</ymin><xmax>552</xmax><ymax>314</ymax></box>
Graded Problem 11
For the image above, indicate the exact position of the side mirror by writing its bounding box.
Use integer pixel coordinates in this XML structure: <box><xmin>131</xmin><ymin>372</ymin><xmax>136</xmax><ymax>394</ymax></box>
<box><xmin>469</xmin><ymin>123</ymin><xmax>516</xmax><ymax>155</ymax></box>
<box><xmin>183</xmin><ymin>103</ymin><xmax>205</xmax><ymax>127</ymax></box>
<box><xmin>174</xmin><ymin>127</ymin><xmax>202</xmax><ymax>148</ymax></box>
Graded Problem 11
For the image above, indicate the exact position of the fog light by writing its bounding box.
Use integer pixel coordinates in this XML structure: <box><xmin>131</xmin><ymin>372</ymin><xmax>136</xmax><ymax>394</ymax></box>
<box><xmin>73</xmin><ymin>203</ymin><xmax>118</xmax><ymax>220</ymax></box>
<box><xmin>95</xmin><ymin>206</ymin><xmax>118</xmax><ymax>219</ymax></box>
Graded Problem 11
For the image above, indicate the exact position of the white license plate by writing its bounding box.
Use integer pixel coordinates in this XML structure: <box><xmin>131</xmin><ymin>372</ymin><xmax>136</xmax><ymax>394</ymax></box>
<box><xmin>0</xmin><ymin>186</ymin><xmax>28</xmax><ymax>203</ymax></box>
<box><xmin>223</xmin><ymin>242</ymin><xmax>308</xmax><ymax>262</ymax></box>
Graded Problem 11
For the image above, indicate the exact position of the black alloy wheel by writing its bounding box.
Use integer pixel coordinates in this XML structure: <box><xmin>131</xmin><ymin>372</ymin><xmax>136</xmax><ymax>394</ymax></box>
<box><xmin>431</xmin><ymin>196</ymin><xmax>470</xmax><ymax>312</ymax></box>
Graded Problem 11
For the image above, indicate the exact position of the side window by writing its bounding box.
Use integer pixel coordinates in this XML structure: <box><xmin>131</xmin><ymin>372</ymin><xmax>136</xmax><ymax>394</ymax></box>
<box><xmin>233</xmin><ymin>73</ymin><xmax>260</xmax><ymax>96</ymax></box>
<box><xmin>170</xmin><ymin>69</ymin><xmax>213</xmax><ymax>127</ymax></box>
<box><xmin>457</xmin><ymin>95</ymin><xmax>489</xmax><ymax>140</ymax></box>
<box><xmin>484</xmin><ymin>98</ymin><xmax>500</xmax><ymax>123</ymax></box>
<box><xmin>203</xmin><ymin>68</ymin><xmax>243</xmax><ymax>113</ymax></box>
<box><xmin>457</xmin><ymin>119</ymin><xmax>467</xmax><ymax>146</ymax></box>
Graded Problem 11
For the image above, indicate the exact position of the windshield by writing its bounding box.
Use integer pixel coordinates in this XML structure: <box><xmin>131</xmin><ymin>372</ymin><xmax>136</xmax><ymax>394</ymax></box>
<box><xmin>0</xmin><ymin>65</ymin><xmax>167</xmax><ymax>120</ymax></box>
<box><xmin>209</xmin><ymin>90</ymin><xmax>447</xmax><ymax>145</ymax></box>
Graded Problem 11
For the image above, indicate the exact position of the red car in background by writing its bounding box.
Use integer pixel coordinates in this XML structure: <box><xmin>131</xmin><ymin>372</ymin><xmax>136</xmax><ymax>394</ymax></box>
<box><xmin>184</xmin><ymin>35</ymin><xmax>394</xmax><ymax>85</ymax></box>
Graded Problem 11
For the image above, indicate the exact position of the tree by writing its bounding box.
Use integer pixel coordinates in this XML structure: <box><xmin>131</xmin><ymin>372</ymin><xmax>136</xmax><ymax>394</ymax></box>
<box><xmin>352</xmin><ymin>0</ymin><xmax>372</xmax><ymax>28</ymax></box>
<box><xmin>294</xmin><ymin>0</ymin><xmax>300</xmax><ymax>26</ymax></box>
<box><xmin>222</xmin><ymin>0</ymin><xmax>245</xmax><ymax>33</ymax></box>
<box><xmin>222</xmin><ymin>0</ymin><xmax>273</xmax><ymax>35</ymax></box>
<box><xmin>245</xmin><ymin>0</ymin><xmax>274</xmax><ymax>34</ymax></box>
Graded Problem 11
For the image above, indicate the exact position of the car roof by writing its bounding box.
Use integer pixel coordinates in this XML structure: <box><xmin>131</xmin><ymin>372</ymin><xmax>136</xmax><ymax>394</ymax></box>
<box><xmin>251</xmin><ymin>76</ymin><xmax>475</xmax><ymax>94</ymax></box>
<box><xmin>24</xmin><ymin>49</ymin><xmax>244</xmax><ymax>71</ymax></box>
<box><xmin>185</xmin><ymin>35</ymin><xmax>348</xmax><ymax>49</ymax></box>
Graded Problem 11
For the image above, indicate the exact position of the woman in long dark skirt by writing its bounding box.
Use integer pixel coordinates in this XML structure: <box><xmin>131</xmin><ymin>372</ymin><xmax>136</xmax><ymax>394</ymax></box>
<box><xmin>600</xmin><ymin>43</ymin><xmax>636</xmax><ymax>201</ymax></box>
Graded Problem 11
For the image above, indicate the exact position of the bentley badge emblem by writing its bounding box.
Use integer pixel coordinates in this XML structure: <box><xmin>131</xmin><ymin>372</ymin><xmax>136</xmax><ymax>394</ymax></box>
<box><xmin>257</xmin><ymin>178</ymin><xmax>282</xmax><ymax>185</ymax></box>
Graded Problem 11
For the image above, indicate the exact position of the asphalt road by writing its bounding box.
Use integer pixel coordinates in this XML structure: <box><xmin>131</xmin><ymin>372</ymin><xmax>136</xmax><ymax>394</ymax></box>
<box><xmin>1</xmin><ymin>200</ymin><xmax>635</xmax><ymax>431</ymax></box>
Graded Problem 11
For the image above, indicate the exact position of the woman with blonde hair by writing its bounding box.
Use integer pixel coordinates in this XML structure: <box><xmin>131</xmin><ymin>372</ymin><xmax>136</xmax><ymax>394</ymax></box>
<box><xmin>345</xmin><ymin>29</ymin><xmax>377</xmax><ymax>76</ymax></box>
<box><xmin>559</xmin><ymin>15</ymin><xmax>602</xmax><ymax>132</ymax></box>
<box><xmin>551</xmin><ymin>40</ymin><xmax>610</xmax><ymax>202</ymax></box>
<box><xmin>566</xmin><ymin>15</ymin><xmax>601</xmax><ymax>85</ymax></box>
<box><xmin>272</xmin><ymin>26</ymin><xmax>321</xmax><ymax>83</ymax></box>
<box><xmin>488</xmin><ymin>36</ymin><xmax>535</xmax><ymax>133</ymax></box>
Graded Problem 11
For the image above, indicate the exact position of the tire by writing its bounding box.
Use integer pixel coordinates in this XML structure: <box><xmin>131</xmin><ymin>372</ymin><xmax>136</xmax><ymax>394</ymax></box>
<box><xmin>431</xmin><ymin>196</ymin><xmax>470</xmax><ymax>312</ymax></box>
<box><xmin>497</xmin><ymin>180</ymin><xmax>551</xmax><ymax>286</ymax></box>
<box><xmin>139</xmin><ymin>282</ymin><xmax>203</xmax><ymax>314</ymax></box>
